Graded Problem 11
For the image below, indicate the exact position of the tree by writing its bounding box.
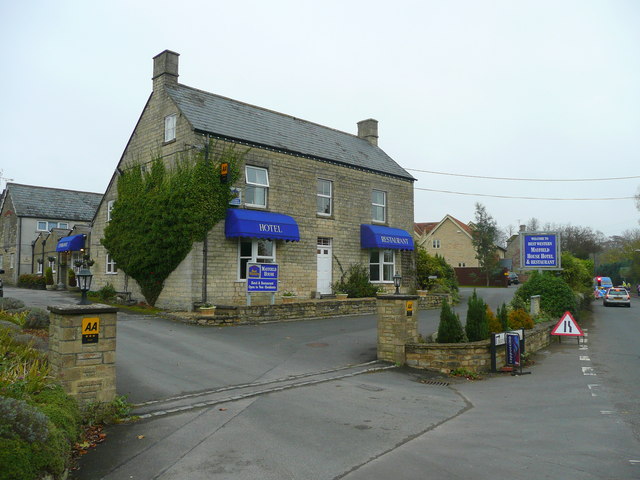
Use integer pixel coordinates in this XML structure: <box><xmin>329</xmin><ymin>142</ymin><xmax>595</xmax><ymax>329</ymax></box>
<box><xmin>465</xmin><ymin>289</ymin><xmax>489</xmax><ymax>341</ymax></box>
<box><xmin>471</xmin><ymin>203</ymin><xmax>500</xmax><ymax>286</ymax></box>
<box><xmin>102</xmin><ymin>141</ymin><xmax>245</xmax><ymax>305</ymax></box>
<box><xmin>436</xmin><ymin>298</ymin><xmax>465</xmax><ymax>343</ymax></box>
<box><xmin>558</xmin><ymin>225</ymin><xmax>604</xmax><ymax>260</ymax></box>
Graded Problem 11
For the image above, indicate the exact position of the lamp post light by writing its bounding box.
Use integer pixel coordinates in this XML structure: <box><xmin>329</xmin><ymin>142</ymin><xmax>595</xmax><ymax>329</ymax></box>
<box><xmin>76</xmin><ymin>265</ymin><xmax>93</xmax><ymax>305</ymax></box>
<box><xmin>393</xmin><ymin>272</ymin><xmax>402</xmax><ymax>295</ymax></box>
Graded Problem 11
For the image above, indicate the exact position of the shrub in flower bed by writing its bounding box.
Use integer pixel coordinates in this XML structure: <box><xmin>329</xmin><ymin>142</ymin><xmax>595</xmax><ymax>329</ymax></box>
<box><xmin>0</xmin><ymin>297</ymin><xmax>25</xmax><ymax>312</ymax></box>
<box><xmin>17</xmin><ymin>274</ymin><xmax>46</xmax><ymax>290</ymax></box>
<box><xmin>0</xmin><ymin>325</ymin><xmax>82</xmax><ymax>479</ymax></box>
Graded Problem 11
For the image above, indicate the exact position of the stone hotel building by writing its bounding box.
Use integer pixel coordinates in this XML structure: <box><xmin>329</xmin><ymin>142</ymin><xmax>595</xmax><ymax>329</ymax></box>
<box><xmin>90</xmin><ymin>50</ymin><xmax>416</xmax><ymax>310</ymax></box>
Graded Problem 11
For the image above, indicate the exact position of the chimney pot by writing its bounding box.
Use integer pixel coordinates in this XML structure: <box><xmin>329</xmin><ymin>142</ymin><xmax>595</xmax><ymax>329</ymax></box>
<box><xmin>357</xmin><ymin>119</ymin><xmax>378</xmax><ymax>146</ymax></box>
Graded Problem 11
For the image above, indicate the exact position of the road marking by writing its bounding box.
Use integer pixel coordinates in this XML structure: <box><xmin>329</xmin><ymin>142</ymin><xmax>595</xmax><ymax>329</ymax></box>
<box><xmin>587</xmin><ymin>384</ymin><xmax>600</xmax><ymax>397</ymax></box>
<box><xmin>600</xmin><ymin>410</ymin><xmax>615</xmax><ymax>415</ymax></box>
<box><xmin>582</xmin><ymin>367</ymin><xmax>596</xmax><ymax>375</ymax></box>
<box><xmin>579</xmin><ymin>356</ymin><xmax>591</xmax><ymax>361</ymax></box>
<box><xmin>579</xmin><ymin>345</ymin><xmax>589</xmax><ymax>351</ymax></box>
<box><xmin>629</xmin><ymin>460</ymin><xmax>640</xmax><ymax>465</ymax></box>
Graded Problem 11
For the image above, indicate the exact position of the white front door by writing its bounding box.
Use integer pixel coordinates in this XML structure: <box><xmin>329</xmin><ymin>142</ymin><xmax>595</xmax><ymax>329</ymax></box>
<box><xmin>317</xmin><ymin>237</ymin><xmax>332</xmax><ymax>295</ymax></box>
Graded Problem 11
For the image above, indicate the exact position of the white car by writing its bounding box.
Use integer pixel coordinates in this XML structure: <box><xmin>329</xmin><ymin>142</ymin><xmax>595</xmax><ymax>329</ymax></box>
<box><xmin>603</xmin><ymin>287</ymin><xmax>631</xmax><ymax>308</ymax></box>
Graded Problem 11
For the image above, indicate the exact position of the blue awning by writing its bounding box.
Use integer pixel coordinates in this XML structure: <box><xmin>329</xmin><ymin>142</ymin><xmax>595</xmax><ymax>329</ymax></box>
<box><xmin>225</xmin><ymin>209</ymin><xmax>300</xmax><ymax>241</ymax></box>
<box><xmin>56</xmin><ymin>234</ymin><xmax>86</xmax><ymax>252</ymax></box>
<box><xmin>360</xmin><ymin>224</ymin><xmax>414</xmax><ymax>250</ymax></box>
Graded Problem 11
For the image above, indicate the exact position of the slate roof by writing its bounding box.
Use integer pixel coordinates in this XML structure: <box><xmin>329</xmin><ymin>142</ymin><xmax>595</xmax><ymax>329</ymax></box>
<box><xmin>165</xmin><ymin>84</ymin><xmax>414</xmax><ymax>181</ymax></box>
<box><xmin>4</xmin><ymin>183</ymin><xmax>102</xmax><ymax>221</ymax></box>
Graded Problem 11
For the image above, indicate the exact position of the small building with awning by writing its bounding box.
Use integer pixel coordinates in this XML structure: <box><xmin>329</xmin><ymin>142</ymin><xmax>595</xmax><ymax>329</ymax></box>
<box><xmin>88</xmin><ymin>50</ymin><xmax>416</xmax><ymax>310</ymax></box>
<box><xmin>33</xmin><ymin>227</ymin><xmax>90</xmax><ymax>287</ymax></box>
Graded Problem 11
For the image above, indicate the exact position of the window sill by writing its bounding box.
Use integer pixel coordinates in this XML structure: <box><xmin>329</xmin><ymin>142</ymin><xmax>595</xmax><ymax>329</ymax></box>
<box><xmin>162</xmin><ymin>138</ymin><xmax>176</xmax><ymax>146</ymax></box>
<box><xmin>106</xmin><ymin>272</ymin><xmax>118</xmax><ymax>275</ymax></box>
<box><xmin>316</xmin><ymin>213</ymin><xmax>333</xmax><ymax>219</ymax></box>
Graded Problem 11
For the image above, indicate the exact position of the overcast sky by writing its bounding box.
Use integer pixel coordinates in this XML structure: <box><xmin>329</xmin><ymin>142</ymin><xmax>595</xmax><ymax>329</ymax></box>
<box><xmin>2</xmin><ymin>1</ymin><xmax>639</xmax><ymax>237</ymax></box>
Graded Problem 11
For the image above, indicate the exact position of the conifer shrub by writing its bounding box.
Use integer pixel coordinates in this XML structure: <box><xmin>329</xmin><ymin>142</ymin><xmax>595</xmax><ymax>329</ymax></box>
<box><xmin>44</xmin><ymin>267</ymin><xmax>54</xmax><ymax>286</ymax></box>
<box><xmin>465</xmin><ymin>289</ymin><xmax>489</xmax><ymax>341</ymax></box>
<box><xmin>497</xmin><ymin>303</ymin><xmax>509</xmax><ymax>331</ymax></box>
<box><xmin>436</xmin><ymin>298</ymin><xmax>465</xmax><ymax>343</ymax></box>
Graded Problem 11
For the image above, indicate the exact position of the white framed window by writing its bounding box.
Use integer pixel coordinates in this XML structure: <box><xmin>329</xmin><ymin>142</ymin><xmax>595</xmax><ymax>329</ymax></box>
<box><xmin>317</xmin><ymin>179</ymin><xmax>332</xmax><ymax>216</ymax></box>
<box><xmin>10</xmin><ymin>253</ymin><xmax>15</xmax><ymax>269</ymax></box>
<box><xmin>458</xmin><ymin>262</ymin><xmax>466</xmax><ymax>267</ymax></box>
<box><xmin>106</xmin><ymin>253</ymin><xmax>118</xmax><ymax>274</ymax></box>
<box><xmin>238</xmin><ymin>238</ymin><xmax>275</xmax><ymax>280</ymax></box>
<box><xmin>48</xmin><ymin>259</ymin><xmax>55</xmax><ymax>273</ymax></box>
<box><xmin>37</xmin><ymin>221</ymin><xmax>48</xmax><ymax>231</ymax></box>
<box><xmin>245</xmin><ymin>166</ymin><xmax>269</xmax><ymax>208</ymax></box>
<box><xmin>0</xmin><ymin>254</ymin><xmax>3</xmax><ymax>269</ymax></box>
<box><xmin>164</xmin><ymin>114</ymin><xmax>177</xmax><ymax>142</ymax></box>
<box><xmin>369</xmin><ymin>249</ymin><xmax>395</xmax><ymax>283</ymax></box>
<box><xmin>372</xmin><ymin>190</ymin><xmax>386</xmax><ymax>223</ymax></box>
<box><xmin>36</xmin><ymin>261</ymin><xmax>43</xmax><ymax>274</ymax></box>
<box><xmin>107</xmin><ymin>200</ymin><xmax>115</xmax><ymax>222</ymax></box>
<box><xmin>71</xmin><ymin>252</ymin><xmax>83</xmax><ymax>273</ymax></box>
<box><xmin>58</xmin><ymin>223</ymin><xmax>68</xmax><ymax>230</ymax></box>
<box><xmin>432</xmin><ymin>239</ymin><xmax>441</xmax><ymax>249</ymax></box>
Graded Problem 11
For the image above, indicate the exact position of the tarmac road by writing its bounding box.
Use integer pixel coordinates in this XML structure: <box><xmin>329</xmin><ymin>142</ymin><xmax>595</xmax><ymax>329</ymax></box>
<box><xmin>6</xmin><ymin>285</ymin><xmax>638</xmax><ymax>479</ymax></box>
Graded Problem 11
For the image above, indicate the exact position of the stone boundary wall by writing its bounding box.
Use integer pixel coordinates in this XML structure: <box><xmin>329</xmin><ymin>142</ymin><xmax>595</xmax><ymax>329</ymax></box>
<box><xmin>405</xmin><ymin>320</ymin><xmax>555</xmax><ymax>373</ymax></box>
<box><xmin>169</xmin><ymin>294</ymin><xmax>448</xmax><ymax>326</ymax></box>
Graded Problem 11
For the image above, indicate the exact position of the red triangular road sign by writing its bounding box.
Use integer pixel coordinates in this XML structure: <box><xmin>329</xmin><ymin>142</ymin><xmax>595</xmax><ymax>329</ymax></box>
<box><xmin>550</xmin><ymin>311</ymin><xmax>584</xmax><ymax>336</ymax></box>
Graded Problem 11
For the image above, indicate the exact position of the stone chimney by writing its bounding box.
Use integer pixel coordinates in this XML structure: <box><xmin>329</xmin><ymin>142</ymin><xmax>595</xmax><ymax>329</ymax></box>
<box><xmin>357</xmin><ymin>119</ymin><xmax>378</xmax><ymax>146</ymax></box>
<box><xmin>519</xmin><ymin>224</ymin><xmax>526</xmax><ymax>232</ymax></box>
<box><xmin>152</xmin><ymin>50</ymin><xmax>179</xmax><ymax>91</ymax></box>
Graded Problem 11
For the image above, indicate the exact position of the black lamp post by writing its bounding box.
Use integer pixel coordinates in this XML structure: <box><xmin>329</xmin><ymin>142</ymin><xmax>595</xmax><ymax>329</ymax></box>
<box><xmin>76</xmin><ymin>266</ymin><xmax>93</xmax><ymax>305</ymax></box>
<box><xmin>393</xmin><ymin>272</ymin><xmax>402</xmax><ymax>295</ymax></box>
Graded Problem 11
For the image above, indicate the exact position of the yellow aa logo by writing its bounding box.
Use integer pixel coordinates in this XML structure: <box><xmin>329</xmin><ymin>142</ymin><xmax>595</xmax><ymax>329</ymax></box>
<box><xmin>82</xmin><ymin>317</ymin><xmax>100</xmax><ymax>334</ymax></box>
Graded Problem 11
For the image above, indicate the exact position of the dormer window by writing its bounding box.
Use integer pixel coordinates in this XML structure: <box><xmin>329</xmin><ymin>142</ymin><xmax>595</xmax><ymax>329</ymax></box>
<box><xmin>164</xmin><ymin>114</ymin><xmax>177</xmax><ymax>142</ymax></box>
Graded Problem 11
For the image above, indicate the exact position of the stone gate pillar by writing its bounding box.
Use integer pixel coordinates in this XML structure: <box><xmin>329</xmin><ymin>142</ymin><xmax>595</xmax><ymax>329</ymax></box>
<box><xmin>48</xmin><ymin>304</ymin><xmax>118</xmax><ymax>404</ymax></box>
<box><xmin>376</xmin><ymin>294</ymin><xmax>419</xmax><ymax>365</ymax></box>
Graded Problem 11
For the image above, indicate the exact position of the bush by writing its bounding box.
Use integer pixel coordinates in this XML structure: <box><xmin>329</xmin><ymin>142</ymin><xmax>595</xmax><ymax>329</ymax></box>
<box><xmin>0</xmin><ymin>397</ymin><xmax>49</xmax><ymax>443</ymax></box>
<box><xmin>0</xmin><ymin>326</ymin><xmax>82</xmax><ymax>479</ymax></box>
<box><xmin>0</xmin><ymin>297</ymin><xmax>25</xmax><ymax>312</ymax></box>
<box><xmin>68</xmin><ymin>269</ymin><xmax>76</xmax><ymax>287</ymax></box>
<box><xmin>465</xmin><ymin>290</ymin><xmax>489</xmax><ymax>341</ymax></box>
<box><xmin>44</xmin><ymin>267</ymin><xmax>54</xmax><ymax>286</ymax></box>
<box><xmin>508</xmin><ymin>308</ymin><xmax>534</xmax><ymax>330</ymax></box>
<box><xmin>23</xmin><ymin>308</ymin><xmax>50</xmax><ymax>330</ymax></box>
<box><xmin>332</xmin><ymin>264</ymin><xmax>379</xmax><ymax>298</ymax></box>
<box><xmin>416</xmin><ymin>249</ymin><xmax>459</xmax><ymax>292</ymax></box>
<box><xmin>436</xmin><ymin>298</ymin><xmax>465</xmax><ymax>343</ymax></box>
<box><xmin>17</xmin><ymin>274</ymin><xmax>46</xmax><ymax>289</ymax></box>
<box><xmin>486</xmin><ymin>305</ymin><xmax>502</xmax><ymax>334</ymax></box>
<box><xmin>514</xmin><ymin>271</ymin><xmax>578</xmax><ymax>318</ymax></box>
<box><xmin>497</xmin><ymin>303</ymin><xmax>509</xmax><ymax>331</ymax></box>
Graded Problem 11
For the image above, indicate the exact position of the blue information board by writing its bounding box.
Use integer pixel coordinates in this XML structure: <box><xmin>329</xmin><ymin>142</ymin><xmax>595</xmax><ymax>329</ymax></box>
<box><xmin>247</xmin><ymin>264</ymin><xmax>279</xmax><ymax>292</ymax></box>
<box><xmin>506</xmin><ymin>333</ymin><xmax>520</xmax><ymax>366</ymax></box>
<box><xmin>521</xmin><ymin>232</ymin><xmax>560</xmax><ymax>269</ymax></box>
